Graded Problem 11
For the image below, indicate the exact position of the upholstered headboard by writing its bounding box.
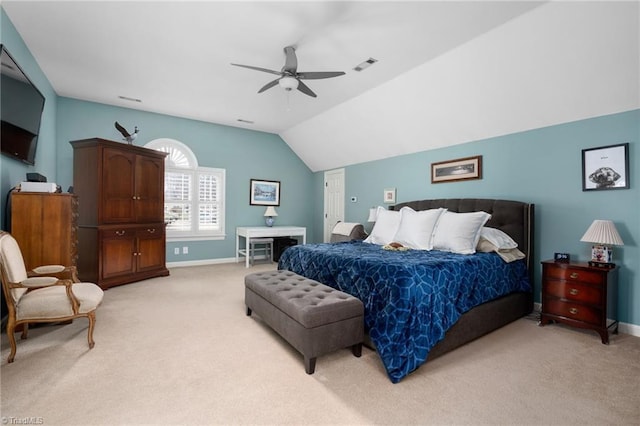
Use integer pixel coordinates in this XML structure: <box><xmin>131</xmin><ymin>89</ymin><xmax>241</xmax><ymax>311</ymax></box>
<box><xmin>390</xmin><ymin>199</ymin><xmax>535</xmax><ymax>274</ymax></box>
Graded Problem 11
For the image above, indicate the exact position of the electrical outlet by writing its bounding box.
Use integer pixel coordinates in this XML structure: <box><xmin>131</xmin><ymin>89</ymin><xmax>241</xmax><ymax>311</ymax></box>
<box><xmin>182</xmin><ymin>246</ymin><xmax>188</xmax><ymax>254</ymax></box>
<box><xmin>174</xmin><ymin>248</ymin><xmax>179</xmax><ymax>255</ymax></box>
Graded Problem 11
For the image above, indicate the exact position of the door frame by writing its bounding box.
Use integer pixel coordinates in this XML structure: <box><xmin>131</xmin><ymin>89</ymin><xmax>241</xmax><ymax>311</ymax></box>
<box><xmin>323</xmin><ymin>168</ymin><xmax>345</xmax><ymax>242</ymax></box>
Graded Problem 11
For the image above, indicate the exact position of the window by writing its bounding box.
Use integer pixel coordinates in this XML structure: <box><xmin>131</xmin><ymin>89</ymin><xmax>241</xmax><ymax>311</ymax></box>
<box><xmin>145</xmin><ymin>139</ymin><xmax>225</xmax><ymax>241</ymax></box>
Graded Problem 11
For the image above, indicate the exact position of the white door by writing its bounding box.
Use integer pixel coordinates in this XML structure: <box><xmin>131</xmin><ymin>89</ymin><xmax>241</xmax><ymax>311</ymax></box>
<box><xmin>323</xmin><ymin>168</ymin><xmax>345</xmax><ymax>242</ymax></box>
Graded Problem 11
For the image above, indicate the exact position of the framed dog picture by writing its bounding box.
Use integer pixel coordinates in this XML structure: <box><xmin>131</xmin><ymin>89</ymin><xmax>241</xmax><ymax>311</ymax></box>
<box><xmin>582</xmin><ymin>143</ymin><xmax>629</xmax><ymax>191</ymax></box>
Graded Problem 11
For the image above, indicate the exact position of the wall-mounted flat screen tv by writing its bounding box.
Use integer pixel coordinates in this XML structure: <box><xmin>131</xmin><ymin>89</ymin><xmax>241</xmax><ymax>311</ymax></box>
<box><xmin>1</xmin><ymin>44</ymin><xmax>46</xmax><ymax>165</ymax></box>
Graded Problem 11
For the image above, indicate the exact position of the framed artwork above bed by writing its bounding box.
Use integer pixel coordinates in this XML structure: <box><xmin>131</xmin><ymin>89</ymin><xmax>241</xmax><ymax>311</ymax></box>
<box><xmin>383</xmin><ymin>188</ymin><xmax>396</xmax><ymax>204</ymax></box>
<box><xmin>582</xmin><ymin>143</ymin><xmax>629</xmax><ymax>191</ymax></box>
<box><xmin>431</xmin><ymin>155</ymin><xmax>482</xmax><ymax>183</ymax></box>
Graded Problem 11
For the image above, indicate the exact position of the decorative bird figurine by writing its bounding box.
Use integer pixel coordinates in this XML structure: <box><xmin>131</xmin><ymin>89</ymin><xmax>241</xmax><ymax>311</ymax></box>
<box><xmin>114</xmin><ymin>121</ymin><xmax>139</xmax><ymax>144</ymax></box>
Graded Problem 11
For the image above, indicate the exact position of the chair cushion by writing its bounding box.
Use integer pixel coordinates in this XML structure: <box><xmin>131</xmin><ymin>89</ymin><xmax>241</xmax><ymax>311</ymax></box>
<box><xmin>31</xmin><ymin>265</ymin><xmax>66</xmax><ymax>274</ymax></box>
<box><xmin>21</xmin><ymin>277</ymin><xmax>59</xmax><ymax>287</ymax></box>
<box><xmin>0</xmin><ymin>233</ymin><xmax>28</xmax><ymax>283</ymax></box>
<box><xmin>16</xmin><ymin>283</ymin><xmax>104</xmax><ymax>320</ymax></box>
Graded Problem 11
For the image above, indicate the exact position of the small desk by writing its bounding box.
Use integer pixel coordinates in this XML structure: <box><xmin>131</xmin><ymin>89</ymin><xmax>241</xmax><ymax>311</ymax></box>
<box><xmin>236</xmin><ymin>226</ymin><xmax>306</xmax><ymax>268</ymax></box>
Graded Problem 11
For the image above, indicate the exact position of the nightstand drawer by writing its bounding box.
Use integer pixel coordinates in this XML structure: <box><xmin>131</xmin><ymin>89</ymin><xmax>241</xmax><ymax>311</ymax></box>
<box><xmin>544</xmin><ymin>299</ymin><xmax>602</xmax><ymax>326</ymax></box>
<box><xmin>540</xmin><ymin>260</ymin><xmax>618</xmax><ymax>344</ymax></box>
<box><xmin>543</xmin><ymin>280</ymin><xmax>602</xmax><ymax>305</ymax></box>
<box><xmin>544</xmin><ymin>265</ymin><xmax>603</xmax><ymax>285</ymax></box>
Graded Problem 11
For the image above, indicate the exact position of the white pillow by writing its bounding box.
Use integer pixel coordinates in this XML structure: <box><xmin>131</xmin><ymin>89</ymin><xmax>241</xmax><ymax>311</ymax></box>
<box><xmin>364</xmin><ymin>207</ymin><xmax>401</xmax><ymax>245</ymax></box>
<box><xmin>393</xmin><ymin>207</ymin><xmax>446</xmax><ymax>250</ymax></box>
<box><xmin>433</xmin><ymin>211</ymin><xmax>491</xmax><ymax>254</ymax></box>
<box><xmin>479</xmin><ymin>227</ymin><xmax>518</xmax><ymax>250</ymax></box>
<box><xmin>477</xmin><ymin>239</ymin><xmax>526</xmax><ymax>263</ymax></box>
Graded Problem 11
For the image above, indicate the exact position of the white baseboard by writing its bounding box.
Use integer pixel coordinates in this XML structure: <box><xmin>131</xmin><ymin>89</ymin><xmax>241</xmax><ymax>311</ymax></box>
<box><xmin>167</xmin><ymin>257</ymin><xmax>237</xmax><ymax>268</ymax></box>
<box><xmin>167</xmin><ymin>255</ymin><xmax>275</xmax><ymax>269</ymax></box>
<box><xmin>619</xmin><ymin>322</ymin><xmax>640</xmax><ymax>337</ymax></box>
<box><xmin>168</xmin><ymin>252</ymin><xmax>279</xmax><ymax>269</ymax></box>
<box><xmin>533</xmin><ymin>302</ymin><xmax>639</xmax><ymax>338</ymax></box>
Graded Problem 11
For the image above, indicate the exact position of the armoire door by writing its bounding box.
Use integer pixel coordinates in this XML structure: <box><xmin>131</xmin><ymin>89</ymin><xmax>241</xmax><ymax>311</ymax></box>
<box><xmin>101</xmin><ymin>147</ymin><xmax>136</xmax><ymax>223</ymax></box>
<box><xmin>135</xmin><ymin>155</ymin><xmax>165</xmax><ymax>223</ymax></box>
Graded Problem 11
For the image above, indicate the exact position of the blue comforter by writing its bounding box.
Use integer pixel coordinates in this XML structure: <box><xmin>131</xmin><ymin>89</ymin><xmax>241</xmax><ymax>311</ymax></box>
<box><xmin>278</xmin><ymin>241</ymin><xmax>530</xmax><ymax>383</ymax></box>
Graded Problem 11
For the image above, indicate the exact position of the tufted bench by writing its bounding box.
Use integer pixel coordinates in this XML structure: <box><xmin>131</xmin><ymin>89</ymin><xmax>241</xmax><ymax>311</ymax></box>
<box><xmin>245</xmin><ymin>270</ymin><xmax>364</xmax><ymax>374</ymax></box>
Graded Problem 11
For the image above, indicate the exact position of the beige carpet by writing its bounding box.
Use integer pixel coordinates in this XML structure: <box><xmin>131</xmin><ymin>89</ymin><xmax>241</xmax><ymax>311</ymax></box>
<box><xmin>2</xmin><ymin>263</ymin><xmax>639</xmax><ymax>425</ymax></box>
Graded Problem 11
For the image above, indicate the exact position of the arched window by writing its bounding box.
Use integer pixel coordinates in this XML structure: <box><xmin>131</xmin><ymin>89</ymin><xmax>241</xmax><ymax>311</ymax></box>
<box><xmin>146</xmin><ymin>138</ymin><xmax>225</xmax><ymax>241</ymax></box>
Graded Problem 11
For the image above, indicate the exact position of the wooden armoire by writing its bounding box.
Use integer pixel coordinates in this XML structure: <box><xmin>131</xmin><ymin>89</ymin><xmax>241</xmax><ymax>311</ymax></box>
<box><xmin>71</xmin><ymin>138</ymin><xmax>169</xmax><ymax>289</ymax></box>
<box><xmin>10</xmin><ymin>192</ymin><xmax>78</xmax><ymax>271</ymax></box>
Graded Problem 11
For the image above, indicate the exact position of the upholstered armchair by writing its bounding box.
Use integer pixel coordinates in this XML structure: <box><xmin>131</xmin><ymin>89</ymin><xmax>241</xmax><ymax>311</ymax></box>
<box><xmin>0</xmin><ymin>231</ymin><xmax>104</xmax><ymax>363</ymax></box>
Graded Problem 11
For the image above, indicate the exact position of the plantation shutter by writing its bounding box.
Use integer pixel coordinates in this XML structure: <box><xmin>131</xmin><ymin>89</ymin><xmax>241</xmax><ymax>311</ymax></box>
<box><xmin>165</xmin><ymin>171</ymin><xmax>192</xmax><ymax>231</ymax></box>
<box><xmin>199</xmin><ymin>173</ymin><xmax>219</xmax><ymax>231</ymax></box>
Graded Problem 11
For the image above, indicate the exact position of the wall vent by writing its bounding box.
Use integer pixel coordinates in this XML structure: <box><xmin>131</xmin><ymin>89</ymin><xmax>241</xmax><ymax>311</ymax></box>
<box><xmin>118</xmin><ymin>95</ymin><xmax>142</xmax><ymax>103</ymax></box>
<box><xmin>353</xmin><ymin>58</ymin><xmax>378</xmax><ymax>72</ymax></box>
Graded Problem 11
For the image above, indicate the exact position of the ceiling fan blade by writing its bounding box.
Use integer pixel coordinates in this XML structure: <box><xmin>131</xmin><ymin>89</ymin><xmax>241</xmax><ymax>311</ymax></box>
<box><xmin>258</xmin><ymin>78</ymin><xmax>281</xmax><ymax>93</ymax></box>
<box><xmin>296</xmin><ymin>71</ymin><xmax>345</xmax><ymax>80</ymax></box>
<box><xmin>296</xmin><ymin>80</ymin><xmax>317</xmax><ymax>98</ymax></box>
<box><xmin>231</xmin><ymin>63</ymin><xmax>282</xmax><ymax>76</ymax></box>
<box><xmin>283</xmin><ymin>46</ymin><xmax>298</xmax><ymax>74</ymax></box>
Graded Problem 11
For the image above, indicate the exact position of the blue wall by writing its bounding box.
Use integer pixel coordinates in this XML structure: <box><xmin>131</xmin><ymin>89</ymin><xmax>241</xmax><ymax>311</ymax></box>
<box><xmin>55</xmin><ymin>98</ymin><xmax>316</xmax><ymax>262</ymax></box>
<box><xmin>0</xmin><ymin>8</ymin><xmax>58</xmax><ymax>226</ymax></box>
<box><xmin>327</xmin><ymin>110</ymin><xmax>639</xmax><ymax>326</ymax></box>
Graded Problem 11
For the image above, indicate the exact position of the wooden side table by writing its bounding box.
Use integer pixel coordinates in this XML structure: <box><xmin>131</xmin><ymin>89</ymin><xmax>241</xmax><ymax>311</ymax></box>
<box><xmin>539</xmin><ymin>260</ymin><xmax>618</xmax><ymax>344</ymax></box>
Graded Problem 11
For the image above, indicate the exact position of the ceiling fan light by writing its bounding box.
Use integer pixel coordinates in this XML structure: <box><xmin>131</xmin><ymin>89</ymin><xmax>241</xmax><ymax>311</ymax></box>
<box><xmin>278</xmin><ymin>76</ymin><xmax>299</xmax><ymax>91</ymax></box>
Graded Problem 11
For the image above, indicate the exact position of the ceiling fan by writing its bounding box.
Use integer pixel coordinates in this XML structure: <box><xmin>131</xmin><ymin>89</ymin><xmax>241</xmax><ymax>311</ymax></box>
<box><xmin>231</xmin><ymin>46</ymin><xmax>345</xmax><ymax>98</ymax></box>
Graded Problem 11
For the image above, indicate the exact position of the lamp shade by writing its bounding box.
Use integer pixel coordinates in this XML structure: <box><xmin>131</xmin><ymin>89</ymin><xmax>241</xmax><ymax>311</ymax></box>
<box><xmin>580</xmin><ymin>220</ymin><xmax>624</xmax><ymax>245</ymax></box>
<box><xmin>278</xmin><ymin>76</ymin><xmax>299</xmax><ymax>91</ymax></box>
<box><xmin>263</xmin><ymin>206</ymin><xmax>278</xmax><ymax>217</ymax></box>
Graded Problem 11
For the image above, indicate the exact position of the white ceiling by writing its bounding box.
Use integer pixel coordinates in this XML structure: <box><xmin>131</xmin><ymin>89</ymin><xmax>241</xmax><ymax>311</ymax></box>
<box><xmin>3</xmin><ymin>1</ymin><xmax>638</xmax><ymax>172</ymax></box>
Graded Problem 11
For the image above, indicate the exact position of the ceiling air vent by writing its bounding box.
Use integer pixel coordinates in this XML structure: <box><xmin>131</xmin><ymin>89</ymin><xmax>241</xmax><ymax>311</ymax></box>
<box><xmin>118</xmin><ymin>95</ymin><xmax>142</xmax><ymax>103</ymax></box>
<box><xmin>353</xmin><ymin>58</ymin><xmax>378</xmax><ymax>72</ymax></box>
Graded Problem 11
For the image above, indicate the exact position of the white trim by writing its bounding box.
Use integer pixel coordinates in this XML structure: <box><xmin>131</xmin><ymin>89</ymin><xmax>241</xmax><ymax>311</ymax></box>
<box><xmin>619</xmin><ymin>322</ymin><xmax>640</xmax><ymax>337</ymax></box>
<box><xmin>146</xmin><ymin>138</ymin><xmax>198</xmax><ymax>168</ymax></box>
<box><xmin>167</xmin><ymin>257</ymin><xmax>237</xmax><ymax>268</ymax></box>
<box><xmin>323</xmin><ymin>168</ymin><xmax>345</xmax><ymax>243</ymax></box>
<box><xmin>145</xmin><ymin>138</ymin><xmax>226</xmax><ymax>240</ymax></box>
<box><xmin>167</xmin><ymin>235</ymin><xmax>226</xmax><ymax>242</ymax></box>
<box><xmin>167</xmin><ymin>256</ymin><xmax>274</xmax><ymax>268</ymax></box>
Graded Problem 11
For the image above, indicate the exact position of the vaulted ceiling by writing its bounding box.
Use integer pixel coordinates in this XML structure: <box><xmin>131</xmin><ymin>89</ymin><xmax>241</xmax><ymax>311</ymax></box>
<box><xmin>3</xmin><ymin>1</ymin><xmax>638</xmax><ymax>171</ymax></box>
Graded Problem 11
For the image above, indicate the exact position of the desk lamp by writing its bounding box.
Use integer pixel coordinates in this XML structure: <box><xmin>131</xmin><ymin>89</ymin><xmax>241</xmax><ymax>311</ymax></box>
<box><xmin>264</xmin><ymin>206</ymin><xmax>278</xmax><ymax>227</ymax></box>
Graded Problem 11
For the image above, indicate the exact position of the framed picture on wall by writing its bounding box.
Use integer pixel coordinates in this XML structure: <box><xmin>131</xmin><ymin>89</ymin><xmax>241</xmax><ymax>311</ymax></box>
<box><xmin>383</xmin><ymin>188</ymin><xmax>396</xmax><ymax>204</ymax></box>
<box><xmin>250</xmin><ymin>179</ymin><xmax>280</xmax><ymax>206</ymax></box>
<box><xmin>582</xmin><ymin>143</ymin><xmax>629</xmax><ymax>191</ymax></box>
<box><xmin>431</xmin><ymin>155</ymin><xmax>482</xmax><ymax>183</ymax></box>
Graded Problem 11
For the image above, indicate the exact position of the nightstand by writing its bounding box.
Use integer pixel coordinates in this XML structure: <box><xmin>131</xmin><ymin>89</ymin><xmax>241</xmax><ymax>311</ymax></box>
<box><xmin>539</xmin><ymin>260</ymin><xmax>618</xmax><ymax>344</ymax></box>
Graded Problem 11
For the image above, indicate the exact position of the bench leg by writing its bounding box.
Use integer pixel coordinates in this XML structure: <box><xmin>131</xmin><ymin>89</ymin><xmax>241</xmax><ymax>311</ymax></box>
<box><xmin>305</xmin><ymin>356</ymin><xmax>316</xmax><ymax>374</ymax></box>
<box><xmin>246</xmin><ymin>306</ymin><xmax>252</xmax><ymax>316</ymax></box>
<box><xmin>352</xmin><ymin>343</ymin><xmax>362</xmax><ymax>358</ymax></box>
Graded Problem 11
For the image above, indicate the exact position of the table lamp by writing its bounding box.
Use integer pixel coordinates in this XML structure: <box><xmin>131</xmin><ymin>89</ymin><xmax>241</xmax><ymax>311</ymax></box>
<box><xmin>580</xmin><ymin>220</ymin><xmax>624</xmax><ymax>268</ymax></box>
<box><xmin>264</xmin><ymin>206</ymin><xmax>278</xmax><ymax>227</ymax></box>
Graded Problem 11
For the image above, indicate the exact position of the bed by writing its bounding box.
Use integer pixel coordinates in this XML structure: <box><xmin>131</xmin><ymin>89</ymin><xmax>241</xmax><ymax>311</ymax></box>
<box><xmin>278</xmin><ymin>198</ymin><xmax>534</xmax><ymax>383</ymax></box>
